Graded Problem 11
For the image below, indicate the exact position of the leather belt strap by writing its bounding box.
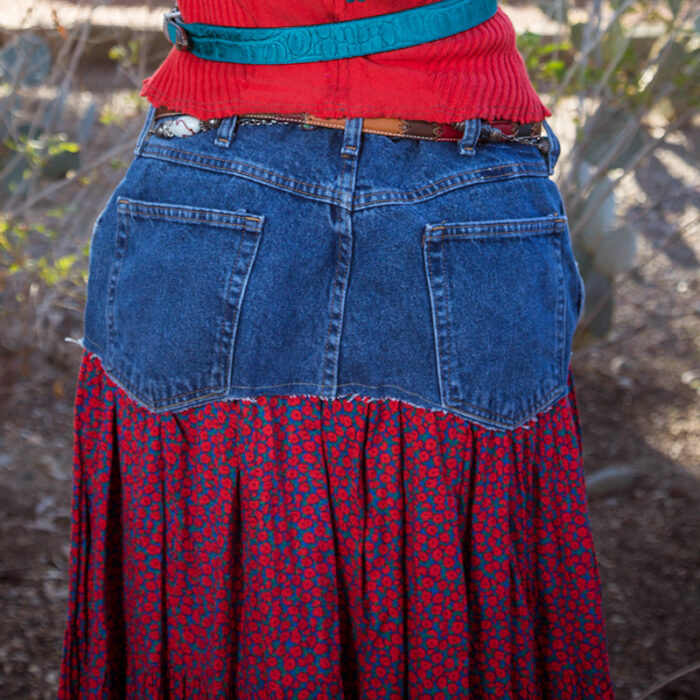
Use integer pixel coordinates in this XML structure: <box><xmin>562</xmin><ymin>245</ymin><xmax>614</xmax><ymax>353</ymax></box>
<box><xmin>152</xmin><ymin>106</ymin><xmax>544</xmax><ymax>144</ymax></box>
<box><xmin>163</xmin><ymin>0</ymin><xmax>498</xmax><ymax>64</ymax></box>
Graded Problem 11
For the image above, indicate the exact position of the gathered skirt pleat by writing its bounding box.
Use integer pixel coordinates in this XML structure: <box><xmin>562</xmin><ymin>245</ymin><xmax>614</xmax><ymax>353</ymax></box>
<box><xmin>57</xmin><ymin>350</ymin><xmax>614</xmax><ymax>699</ymax></box>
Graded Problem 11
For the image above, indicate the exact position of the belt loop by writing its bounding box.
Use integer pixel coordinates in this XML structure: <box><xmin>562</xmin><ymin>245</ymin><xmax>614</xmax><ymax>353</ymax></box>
<box><xmin>458</xmin><ymin>118</ymin><xmax>482</xmax><ymax>156</ymax></box>
<box><xmin>541</xmin><ymin>119</ymin><xmax>561</xmax><ymax>174</ymax></box>
<box><xmin>215</xmin><ymin>115</ymin><xmax>238</xmax><ymax>148</ymax></box>
<box><xmin>134</xmin><ymin>103</ymin><xmax>156</xmax><ymax>156</ymax></box>
<box><xmin>341</xmin><ymin>117</ymin><xmax>363</xmax><ymax>157</ymax></box>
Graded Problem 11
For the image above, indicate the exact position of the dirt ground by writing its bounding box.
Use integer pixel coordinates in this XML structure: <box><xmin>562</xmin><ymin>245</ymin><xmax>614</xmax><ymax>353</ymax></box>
<box><xmin>0</xmin><ymin>63</ymin><xmax>699</xmax><ymax>700</ymax></box>
<box><xmin>572</xmin><ymin>122</ymin><xmax>700</xmax><ymax>698</ymax></box>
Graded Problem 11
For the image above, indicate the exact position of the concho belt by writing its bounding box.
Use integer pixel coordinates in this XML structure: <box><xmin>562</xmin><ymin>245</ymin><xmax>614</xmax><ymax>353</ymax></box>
<box><xmin>150</xmin><ymin>107</ymin><xmax>548</xmax><ymax>152</ymax></box>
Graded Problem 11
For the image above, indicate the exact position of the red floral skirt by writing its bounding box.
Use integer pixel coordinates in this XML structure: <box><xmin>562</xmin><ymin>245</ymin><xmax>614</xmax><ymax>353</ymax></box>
<box><xmin>57</xmin><ymin>350</ymin><xmax>615</xmax><ymax>698</ymax></box>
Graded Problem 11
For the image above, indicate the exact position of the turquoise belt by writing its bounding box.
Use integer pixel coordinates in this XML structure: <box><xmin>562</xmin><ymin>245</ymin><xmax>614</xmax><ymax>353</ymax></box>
<box><xmin>163</xmin><ymin>0</ymin><xmax>499</xmax><ymax>64</ymax></box>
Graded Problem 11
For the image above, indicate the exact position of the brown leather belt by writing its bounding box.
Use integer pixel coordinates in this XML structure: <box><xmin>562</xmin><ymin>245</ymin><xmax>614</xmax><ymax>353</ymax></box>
<box><xmin>152</xmin><ymin>105</ymin><xmax>545</xmax><ymax>145</ymax></box>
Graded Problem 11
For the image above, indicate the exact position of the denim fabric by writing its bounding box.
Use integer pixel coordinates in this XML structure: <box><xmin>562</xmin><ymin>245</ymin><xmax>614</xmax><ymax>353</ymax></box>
<box><xmin>77</xmin><ymin>105</ymin><xmax>585</xmax><ymax>432</ymax></box>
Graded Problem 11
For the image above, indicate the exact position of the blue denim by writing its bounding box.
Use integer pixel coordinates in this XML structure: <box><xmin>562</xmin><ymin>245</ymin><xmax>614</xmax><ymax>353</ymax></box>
<box><xmin>75</xmin><ymin>105</ymin><xmax>585</xmax><ymax>432</ymax></box>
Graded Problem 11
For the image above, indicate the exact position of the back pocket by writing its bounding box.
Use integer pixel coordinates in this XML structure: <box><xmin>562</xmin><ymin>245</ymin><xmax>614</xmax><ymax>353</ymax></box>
<box><xmin>422</xmin><ymin>214</ymin><xmax>574</xmax><ymax>430</ymax></box>
<box><xmin>105</xmin><ymin>197</ymin><xmax>265</xmax><ymax>411</ymax></box>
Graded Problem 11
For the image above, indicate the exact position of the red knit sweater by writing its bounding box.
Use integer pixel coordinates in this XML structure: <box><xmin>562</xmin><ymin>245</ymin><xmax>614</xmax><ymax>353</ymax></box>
<box><xmin>140</xmin><ymin>1</ymin><xmax>550</xmax><ymax>124</ymax></box>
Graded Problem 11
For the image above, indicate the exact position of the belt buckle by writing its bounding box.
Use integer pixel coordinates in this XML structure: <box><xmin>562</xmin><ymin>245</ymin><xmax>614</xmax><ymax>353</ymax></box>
<box><xmin>163</xmin><ymin>7</ymin><xmax>189</xmax><ymax>51</ymax></box>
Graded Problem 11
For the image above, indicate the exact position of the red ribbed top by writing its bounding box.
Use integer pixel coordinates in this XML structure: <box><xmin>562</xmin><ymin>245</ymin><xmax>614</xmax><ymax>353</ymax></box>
<box><xmin>140</xmin><ymin>1</ymin><xmax>551</xmax><ymax>123</ymax></box>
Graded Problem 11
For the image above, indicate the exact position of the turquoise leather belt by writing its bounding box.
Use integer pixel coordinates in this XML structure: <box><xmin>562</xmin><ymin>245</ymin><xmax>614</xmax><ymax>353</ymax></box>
<box><xmin>162</xmin><ymin>0</ymin><xmax>499</xmax><ymax>64</ymax></box>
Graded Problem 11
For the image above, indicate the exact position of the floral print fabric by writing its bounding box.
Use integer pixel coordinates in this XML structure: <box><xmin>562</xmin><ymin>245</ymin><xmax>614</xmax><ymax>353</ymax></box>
<box><xmin>57</xmin><ymin>350</ymin><xmax>614</xmax><ymax>698</ymax></box>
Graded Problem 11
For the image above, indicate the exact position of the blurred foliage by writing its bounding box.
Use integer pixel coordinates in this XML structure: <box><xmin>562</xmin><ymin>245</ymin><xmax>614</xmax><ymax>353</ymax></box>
<box><xmin>518</xmin><ymin>32</ymin><xmax>572</xmax><ymax>83</ymax></box>
<box><xmin>517</xmin><ymin>0</ymin><xmax>699</xmax><ymax>349</ymax></box>
<box><xmin>108</xmin><ymin>38</ymin><xmax>141</xmax><ymax>68</ymax></box>
<box><xmin>0</xmin><ymin>14</ymin><xmax>149</xmax><ymax>360</ymax></box>
<box><xmin>0</xmin><ymin>217</ymin><xmax>87</xmax><ymax>285</ymax></box>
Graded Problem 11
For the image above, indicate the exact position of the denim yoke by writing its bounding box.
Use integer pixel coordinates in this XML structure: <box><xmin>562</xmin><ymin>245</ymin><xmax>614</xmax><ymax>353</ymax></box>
<box><xmin>75</xmin><ymin>105</ymin><xmax>586</xmax><ymax>433</ymax></box>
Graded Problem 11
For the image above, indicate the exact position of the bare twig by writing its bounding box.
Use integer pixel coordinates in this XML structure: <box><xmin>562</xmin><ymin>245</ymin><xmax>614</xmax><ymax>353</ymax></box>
<box><xmin>4</xmin><ymin>20</ymin><xmax>93</xmax><ymax>212</ymax></box>
<box><xmin>552</xmin><ymin>0</ymin><xmax>642</xmax><ymax>102</ymax></box>
<box><xmin>570</xmin><ymin>103</ymin><xmax>696</xmax><ymax>238</ymax></box>
<box><xmin>634</xmin><ymin>659</ymin><xmax>700</xmax><ymax>699</ymax></box>
<box><xmin>3</xmin><ymin>120</ymin><xmax>142</xmax><ymax>220</ymax></box>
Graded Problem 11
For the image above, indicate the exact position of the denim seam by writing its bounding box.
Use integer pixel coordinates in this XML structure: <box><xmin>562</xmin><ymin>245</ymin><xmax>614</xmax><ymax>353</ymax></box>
<box><xmin>144</xmin><ymin>149</ymin><xmax>344</xmax><ymax>203</ymax></box>
<box><xmin>147</xmin><ymin>152</ymin><xmax>548</xmax><ymax>209</ymax></box>
<box><xmin>142</xmin><ymin>144</ymin><xmax>340</xmax><ymax>193</ymax></box>
<box><xmin>422</xmin><ymin>230</ymin><xmax>445</xmax><ymax>409</ymax></box>
<box><xmin>82</xmin><ymin>332</ymin><xmax>105</xmax><ymax>355</ymax></box>
<box><xmin>219</xmin><ymin>226</ymin><xmax>246</xmax><ymax>394</ymax></box>
<box><xmin>428</xmin><ymin>228</ymin><xmax>563</xmax><ymax>239</ymax></box>
<box><xmin>147</xmin><ymin>140</ymin><xmax>544</xmax><ymax>191</ymax></box>
<box><xmin>321</xmin><ymin>146</ymin><xmax>350</xmax><ymax>393</ymax></box>
<box><xmin>322</xmin><ymin>118</ymin><xmax>362</xmax><ymax>394</ymax></box>
<box><xmin>445</xmin><ymin>381</ymin><xmax>567</xmax><ymax>423</ymax></box>
<box><xmin>229</xmin><ymin>380</ymin><xmax>441</xmax><ymax>402</ymax></box>
<box><xmin>104</xmin><ymin>207</ymin><xmax>129</xmax><ymax>379</ymax></box>
<box><xmin>139</xmin><ymin>145</ymin><xmax>547</xmax><ymax>204</ymax></box>
<box><xmin>95</xmin><ymin>359</ymin><xmax>227</xmax><ymax>406</ymax></box>
<box><xmin>555</xmin><ymin>234</ymin><xmax>568</xmax><ymax>390</ymax></box>
<box><xmin>83</xmin><ymin>350</ymin><xmax>444</xmax><ymax>412</ymax></box>
<box><xmin>441</xmin><ymin>234</ymin><xmax>453</xmax><ymax>409</ymax></box>
<box><xmin>426</xmin><ymin>219</ymin><xmax>567</xmax><ymax>235</ymax></box>
<box><xmin>115</xmin><ymin>210</ymin><xmax>263</xmax><ymax>230</ymax></box>
<box><xmin>358</xmin><ymin>170</ymin><xmax>551</xmax><ymax>208</ymax></box>
<box><xmin>235</xmin><ymin>391</ymin><xmax>458</xmax><ymax>415</ymax></box>
<box><xmin>363</xmin><ymin>166</ymin><xmax>546</xmax><ymax>199</ymax></box>
<box><xmin>116</xmin><ymin>200</ymin><xmax>263</xmax><ymax>229</ymax></box>
<box><xmin>81</xmin><ymin>348</ymin><xmax>558</xmax><ymax>431</ymax></box>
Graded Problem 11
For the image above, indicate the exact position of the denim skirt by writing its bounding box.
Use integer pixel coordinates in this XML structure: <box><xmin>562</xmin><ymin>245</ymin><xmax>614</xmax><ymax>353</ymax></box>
<box><xmin>57</xmin><ymin>107</ymin><xmax>615</xmax><ymax>698</ymax></box>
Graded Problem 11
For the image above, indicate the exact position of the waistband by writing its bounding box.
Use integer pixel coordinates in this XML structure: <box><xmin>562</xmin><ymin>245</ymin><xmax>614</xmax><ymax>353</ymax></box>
<box><xmin>163</xmin><ymin>0</ymin><xmax>498</xmax><ymax>64</ymax></box>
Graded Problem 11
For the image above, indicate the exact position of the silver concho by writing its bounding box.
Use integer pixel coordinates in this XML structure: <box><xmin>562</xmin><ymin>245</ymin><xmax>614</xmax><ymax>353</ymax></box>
<box><xmin>151</xmin><ymin>114</ymin><xmax>222</xmax><ymax>138</ymax></box>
